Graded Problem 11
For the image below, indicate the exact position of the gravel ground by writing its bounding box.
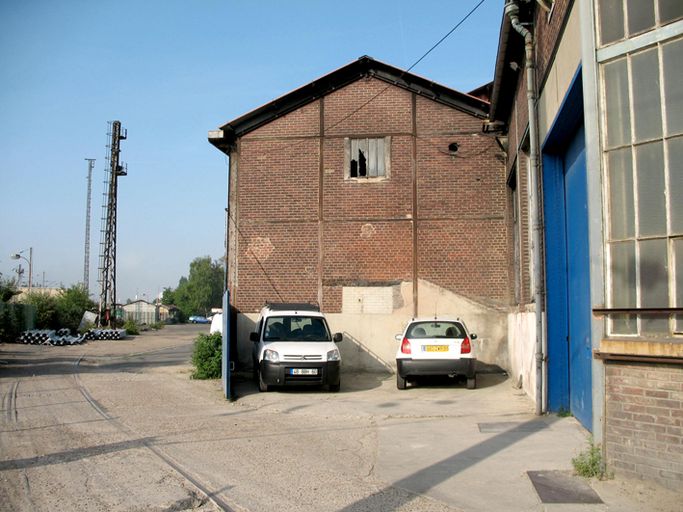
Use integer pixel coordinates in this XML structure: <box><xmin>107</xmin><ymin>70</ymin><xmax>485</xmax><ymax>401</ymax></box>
<box><xmin>1</xmin><ymin>325</ymin><xmax>680</xmax><ymax>512</ymax></box>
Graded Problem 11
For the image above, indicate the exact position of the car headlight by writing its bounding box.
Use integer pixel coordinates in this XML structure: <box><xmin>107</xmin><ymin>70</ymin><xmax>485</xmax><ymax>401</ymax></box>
<box><xmin>263</xmin><ymin>349</ymin><xmax>279</xmax><ymax>362</ymax></box>
<box><xmin>327</xmin><ymin>349</ymin><xmax>340</xmax><ymax>361</ymax></box>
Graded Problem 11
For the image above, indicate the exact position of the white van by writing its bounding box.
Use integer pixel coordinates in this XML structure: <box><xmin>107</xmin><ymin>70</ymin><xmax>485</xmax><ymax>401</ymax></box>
<box><xmin>250</xmin><ymin>303</ymin><xmax>342</xmax><ymax>392</ymax></box>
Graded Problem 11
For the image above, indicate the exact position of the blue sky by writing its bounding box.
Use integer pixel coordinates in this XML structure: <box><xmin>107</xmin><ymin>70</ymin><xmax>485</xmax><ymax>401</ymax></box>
<box><xmin>0</xmin><ymin>0</ymin><xmax>503</xmax><ymax>303</ymax></box>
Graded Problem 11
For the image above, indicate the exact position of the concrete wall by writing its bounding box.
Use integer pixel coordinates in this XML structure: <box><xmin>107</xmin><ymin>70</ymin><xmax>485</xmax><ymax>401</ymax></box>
<box><xmin>537</xmin><ymin>0</ymin><xmax>582</xmax><ymax>143</ymax></box>
<box><xmin>234</xmin><ymin>279</ymin><xmax>509</xmax><ymax>374</ymax></box>
<box><xmin>507</xmin><ymin>310</ymin><xmax>537</xmax><ymax>399</ymax></box>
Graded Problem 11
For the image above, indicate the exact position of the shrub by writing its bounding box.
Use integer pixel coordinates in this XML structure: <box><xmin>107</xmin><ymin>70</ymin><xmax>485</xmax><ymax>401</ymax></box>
<box><xmin>572</xmin><ymin>438</ymin><xmax>604</xmax><ymax>479</ymax></box>
<box><xmin>20</xmin><ymin>286</ymin><xmax>95</xmax><ymax>332</ymax></box>
<box><xmin>22</xmin><ymin>291</ymin><xmax>59</xmax><ymax>329</ymax></box>
<box><xmin>56</xmin><ymin>285</ymin><xmax>96</xmax><ymax>333</ymax></box>
<box><xmin>123</xmin><ymin>319</ymin><xmax>140</xmax><ymax>335</ymax></box>
<box><xmin>191</xmin><ymin>332</ymin><xmax>222</xmax><ymax>379</ymax></box>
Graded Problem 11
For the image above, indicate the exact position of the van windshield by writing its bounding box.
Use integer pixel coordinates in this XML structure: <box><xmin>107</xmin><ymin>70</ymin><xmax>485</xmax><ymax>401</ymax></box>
<box><xmin>263</xmin><ymin>316</ymin><xmax>331</xmax><ymax>341</ymax></box>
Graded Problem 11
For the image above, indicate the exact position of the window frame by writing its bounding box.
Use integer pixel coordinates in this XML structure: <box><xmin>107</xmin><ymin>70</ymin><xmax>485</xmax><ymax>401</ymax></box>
<box><xmin>596</xmin><ymin>0</ymin><xmax>683</xmax><ymax>49</ymax></box>
<box><xmin>343</xmin><ymin>136</ymin><xmax>391</xmax><ymax>182</ymax></box>
<box><xmin>599</xmin><ymin>26</ymin><xmax>683</xmax><ymax>338</ymax></box>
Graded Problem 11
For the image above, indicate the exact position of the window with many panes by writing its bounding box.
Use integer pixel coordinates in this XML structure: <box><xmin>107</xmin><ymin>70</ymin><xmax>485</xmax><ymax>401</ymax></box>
<box><xmin>344</xmin><ymin>137</ymin><xmax>391</xmax><ymax>180</ymax></box>
<box><xmin>598</xmin><ymin>0</ymin><xmax>683</xmax><ymax>46</ymax></box>
<box><xmin>598</xmin><ymin>0</ymin><xmax>683</xmax><ymax>337</ymax></box>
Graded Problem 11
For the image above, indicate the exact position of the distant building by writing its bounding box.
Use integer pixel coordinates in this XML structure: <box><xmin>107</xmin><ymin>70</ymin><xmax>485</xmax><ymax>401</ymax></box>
<box><xmin>122</xmin><ymin>300</ymin><xmax>177</xmax><ymax>325</ymax></box>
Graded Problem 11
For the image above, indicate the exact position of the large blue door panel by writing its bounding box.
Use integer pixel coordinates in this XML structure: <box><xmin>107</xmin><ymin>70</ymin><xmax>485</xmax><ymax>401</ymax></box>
<box><xmin>542</xmin><ymin>67</ymin><xmax>592</xmax><ymax>430</ymax></box>
<box><xmin>563</xmin><ymin>124</ymin><xmax>592</xmax><ymax>429</ymax></box>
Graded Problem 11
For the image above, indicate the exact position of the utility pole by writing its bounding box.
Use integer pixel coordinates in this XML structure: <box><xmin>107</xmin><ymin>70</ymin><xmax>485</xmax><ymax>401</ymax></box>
<box><xmin>98</xmin><ymin>121</ymin><xmax>127</xmax><ymax>328</ymax></box>
<box><xmin>83</xmin><ymin>158</ymin><xmax>96</xmax><ymax>294</ymax></box>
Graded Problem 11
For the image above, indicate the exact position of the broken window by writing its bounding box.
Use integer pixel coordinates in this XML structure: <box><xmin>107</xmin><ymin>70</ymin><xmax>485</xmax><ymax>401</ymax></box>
<box><xmin>346</xmin><ymin>137</ymin><xmax>390</xmax><ymax>179</ymax></box>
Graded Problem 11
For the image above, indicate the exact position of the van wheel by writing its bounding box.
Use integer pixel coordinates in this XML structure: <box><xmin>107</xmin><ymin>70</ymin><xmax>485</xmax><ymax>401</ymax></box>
<box><xmin>467</xmin><ymin>375</ymin><xmax>477</xmax><ymax>390</ymax></box>
<box><xmin>329</xmin><ymin>381</ymin><xmax>340</xmax><ymax>392</ymax></box>
<box><xmin>258</xmin><ymin>369</ymin><xmax>269</xmax><ymax>392</ymax></box>
<box><xmin>397</xmin><ymin>373</ymin><xmax>407</xmax><ymax>390</ymax></box>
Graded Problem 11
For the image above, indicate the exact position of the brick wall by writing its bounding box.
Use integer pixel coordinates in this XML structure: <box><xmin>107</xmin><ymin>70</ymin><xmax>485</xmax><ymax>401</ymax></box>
<box><xmin>605</xmin><ymin>363</ymin><xmax>683</xmax><ymax>491</ymax></box>
<box><xmin>502</xmin><ymin>1</ymin><xmax>575</xmax><ymax>309</ymax></box>
<box><xmin>229</xmin><ymin>77</ymin><xmax>509</xmax><ymax>313</ymax></box>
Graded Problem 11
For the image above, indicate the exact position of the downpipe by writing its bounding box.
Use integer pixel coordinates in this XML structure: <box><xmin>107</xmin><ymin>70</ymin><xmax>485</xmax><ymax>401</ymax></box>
<box><xmin>505</xmin><ymin>0</ymin><xmax>546</xmax><ymax>416</ymax></box>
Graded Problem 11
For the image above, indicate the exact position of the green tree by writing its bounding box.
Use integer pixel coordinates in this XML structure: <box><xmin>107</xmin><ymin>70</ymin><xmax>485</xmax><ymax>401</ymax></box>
<box><xmin>0</xmin><ymin>277</ymin><xmax>20</xmax><ymax>303</ymax></box>
<box><xmin>56</xmin><ymin>285</ymin><xmax>97</xmax><ymax>333</ymax></box>
<box><xmin>169</xmin><ymin>257</ymin><xmax>224</xmax><ymax>318</ymax></box>
<box><xmin>22</xmin><ymin>290</ymin><xmax>59</xmax><ymax>329</ymax></box>
<box><xmin>161</xmin><ymin>287</ymin><xmax>175</xmax><ymax>306</ymax></box>
<box><xmin>20</xmin><ymin>285</ymin><xmax>96</xmax><ymax>332</ymax></box>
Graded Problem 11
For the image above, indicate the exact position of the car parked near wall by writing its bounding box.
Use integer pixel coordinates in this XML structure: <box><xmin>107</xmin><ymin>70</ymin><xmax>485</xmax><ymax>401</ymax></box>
<box><xmin>250</xmin><ymin>303</ymin><xmax>343</xmax><ymax>392</ymax></box>
<box><xmin>395</xmin><ymin>317</ymin><xmax>478</xmax><ymax>390</ymax></box>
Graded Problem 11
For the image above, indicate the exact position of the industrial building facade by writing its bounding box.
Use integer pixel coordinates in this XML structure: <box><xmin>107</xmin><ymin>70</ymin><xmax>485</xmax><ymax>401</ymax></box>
<box><xmin>489</xmin><ymin>0</ymin><xmax>682</xmax><ymax>490</ymax></box>
<box><xmin>210</xmin><ymin>56</ymin><xmax>510</xmax><ymax>373</ymax></box>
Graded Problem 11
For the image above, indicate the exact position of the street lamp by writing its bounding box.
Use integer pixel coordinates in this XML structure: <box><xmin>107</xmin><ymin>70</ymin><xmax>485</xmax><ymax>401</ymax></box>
<box><xmin>10</xmin><ymin>247</ymin><xmax>32</xmax><ymax>292</ymax></box>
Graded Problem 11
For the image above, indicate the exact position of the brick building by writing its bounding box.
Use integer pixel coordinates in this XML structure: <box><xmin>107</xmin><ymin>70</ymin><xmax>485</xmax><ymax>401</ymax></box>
<box><xmin>489</xmin><ymin>0</ymin><xmax>682</xmax><ymax>490</ymax></box>
<box><xmin>209</xmin><ymin>56</ymin><xmax>509</xmax><ymax>372</ymax></box>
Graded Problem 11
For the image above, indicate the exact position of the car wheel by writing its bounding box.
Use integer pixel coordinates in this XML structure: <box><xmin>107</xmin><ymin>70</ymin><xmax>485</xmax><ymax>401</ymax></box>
<box><xmin>258</xmin><ymin>368</ymin><xmax>269</xmax><ymax>392</ymax></box>
<box><xmin>329</xmin><ymin>381</ymin><xmax>340</xmax><ymax>392</ymax></box>
<box><xmin>467</xmin><ymin>375</ymin><xmax>477</xmax><ymax>390</ymax></box>
<box><xmin>397</xmin><ymin>373</ymin><xmax>407</xmax><ymax>390</ymax></box>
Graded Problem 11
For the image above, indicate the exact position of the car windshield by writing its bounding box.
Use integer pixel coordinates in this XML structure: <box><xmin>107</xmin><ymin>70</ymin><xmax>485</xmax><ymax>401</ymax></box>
<box><xmin>407</xmin><ymin>321</ymin><xmax>465</xmax><ymax>339</ymax></box>
<box><xmin>263</xmin><ymin>316</ymin><xmax>331</xmax><ymax>341</ymax></box>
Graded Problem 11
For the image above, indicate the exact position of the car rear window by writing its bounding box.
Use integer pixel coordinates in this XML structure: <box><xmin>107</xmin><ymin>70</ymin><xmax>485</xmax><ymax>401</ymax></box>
<box><xmin>264</xmin><ymin>316</ymin><xmax>331</xmax><ymax>341</ymax></box>
<box><xmin>407</xmin><ymin>321</ymin><xmax>465</xmax><ymax>339</ymax></box>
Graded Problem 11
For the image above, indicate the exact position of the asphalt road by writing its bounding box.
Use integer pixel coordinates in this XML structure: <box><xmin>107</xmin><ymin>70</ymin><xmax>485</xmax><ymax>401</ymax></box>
<box><xmin>1</xmin><ymin>325</ymin><xmax>680</xmax><ymax>512</ymax></box>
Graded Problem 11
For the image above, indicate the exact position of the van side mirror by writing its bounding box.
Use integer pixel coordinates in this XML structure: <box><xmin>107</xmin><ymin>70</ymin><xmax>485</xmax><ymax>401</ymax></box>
<box><xmin>249</xmin><ymin>332</ymin><xmax>259</xmax><ymax>342</ymax></box>
<box><xmin>394</xmin><ymin>334</ymin><xmax>402</xmax><ymax>341</ymax></box>
<box><xmin>471</xmin><ymin>333</ymin><xmax>478</xmax><ymax>340</ymax></box>
<box><xmin>333</xmin><ymin>332</ymin><xmax>343</xmax><ymax>343</ymax></box>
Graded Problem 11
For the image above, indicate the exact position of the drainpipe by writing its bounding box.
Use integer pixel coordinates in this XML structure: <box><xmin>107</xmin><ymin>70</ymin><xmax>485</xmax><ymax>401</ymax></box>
<box><xmin>505</xmin><ymin>0</ymin><xmax>545</xmax><ymax>416</ymax></box>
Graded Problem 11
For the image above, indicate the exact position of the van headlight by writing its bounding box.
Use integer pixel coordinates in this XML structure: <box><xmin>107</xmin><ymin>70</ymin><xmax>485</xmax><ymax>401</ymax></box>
<box><xmin>264</xmin><ymin>349</ymin><xmax>279</xmax><ymax>362</ymax></box>
<box><xmin>327</xmin><ymin>349</ymin><xmax>340</xmax><ymax>361</ymax></box>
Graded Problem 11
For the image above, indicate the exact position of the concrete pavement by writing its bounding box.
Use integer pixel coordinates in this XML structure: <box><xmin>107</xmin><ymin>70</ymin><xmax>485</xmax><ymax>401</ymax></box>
<box><xmin>1</xmin><ymin>325</ymin><xmax>680</xmax><ymax>511</ymax></box>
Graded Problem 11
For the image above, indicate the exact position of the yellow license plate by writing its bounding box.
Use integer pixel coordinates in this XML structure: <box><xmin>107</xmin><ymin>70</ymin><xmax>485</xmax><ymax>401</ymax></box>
<box><xmin>424</xmin><ymin>345</ymin><xmax>448</xmax><ymax>352</ymax></box>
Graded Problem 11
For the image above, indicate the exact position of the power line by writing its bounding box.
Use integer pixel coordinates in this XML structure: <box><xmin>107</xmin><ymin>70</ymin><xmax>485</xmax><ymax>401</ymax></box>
<box><xmin>406</xmin><ymin>0</ymin><xmax>488</xmax><ymax>73</ymax></box>
<box><xmin>224</xmin><ymin>0</ymin><xmax>492</xmax><ymax>301</ymax></box>
<box><xmin>236</xmin><ymin>0</ymin><xmax>490</xmax><ymax>158</ymax></box>
<box><xmin>321</xmin><ymin>0</ymin><xmax>489</xmax><ymax>136</ymax></box>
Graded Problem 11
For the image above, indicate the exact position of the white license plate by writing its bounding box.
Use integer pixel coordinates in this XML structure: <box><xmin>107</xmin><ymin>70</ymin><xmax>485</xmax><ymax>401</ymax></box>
<box><xmin>290</xmin><ymin>368</ymin><xmax>318</xmax><ymax>375</ymax></box>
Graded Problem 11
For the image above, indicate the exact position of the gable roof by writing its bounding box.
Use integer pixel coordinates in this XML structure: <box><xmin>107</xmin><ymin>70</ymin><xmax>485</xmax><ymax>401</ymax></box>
<box><xmin>122</xmin><ymin>299</ymin><xmax>155</xmax><ymax>308</ymax></box>
<box><xmin>209</xmin><ymin>55</ymin><xmax>490</xmax><ymax>153</ymax></box>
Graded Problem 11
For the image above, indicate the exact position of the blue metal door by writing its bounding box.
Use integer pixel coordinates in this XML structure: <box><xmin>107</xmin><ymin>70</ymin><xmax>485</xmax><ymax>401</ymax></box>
<box><xmin>563</xmin><ymin>124</ymin><xmax>592</xmax><ymax>429</ymax></box>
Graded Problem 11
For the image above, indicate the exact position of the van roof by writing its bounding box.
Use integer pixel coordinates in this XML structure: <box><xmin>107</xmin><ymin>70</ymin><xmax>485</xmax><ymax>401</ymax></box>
<box><xmin>264</xmin><ymin>302</ymin><xmax>320</xmax><ymax>312</ymax></box>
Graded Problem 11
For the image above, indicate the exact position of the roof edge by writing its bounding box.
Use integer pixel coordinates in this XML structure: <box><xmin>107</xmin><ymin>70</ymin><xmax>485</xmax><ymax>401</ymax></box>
<box><xmin>209</xmin><ymin>56</ymin><xmax>490</xmax><ymax>153</ymax></box>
